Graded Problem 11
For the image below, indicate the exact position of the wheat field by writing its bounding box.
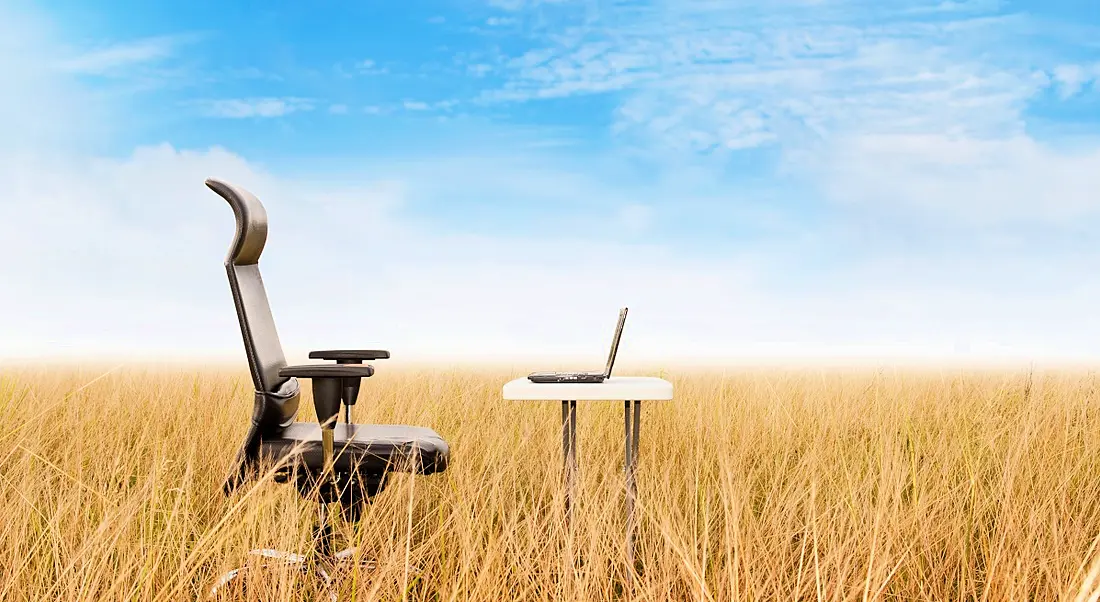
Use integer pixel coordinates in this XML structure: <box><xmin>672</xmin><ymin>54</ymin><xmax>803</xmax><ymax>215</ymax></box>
<box><xmin>2</xmin><ymin>365</ymin><xmax>1100</xmax><ymax>601</ymax></box>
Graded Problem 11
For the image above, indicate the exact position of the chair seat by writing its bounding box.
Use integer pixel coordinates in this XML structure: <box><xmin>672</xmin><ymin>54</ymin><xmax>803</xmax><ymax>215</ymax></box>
<box><xmin>260</xmin><ymin>422</ymin><xmax>449</xmax><ymax>476</ymax></box>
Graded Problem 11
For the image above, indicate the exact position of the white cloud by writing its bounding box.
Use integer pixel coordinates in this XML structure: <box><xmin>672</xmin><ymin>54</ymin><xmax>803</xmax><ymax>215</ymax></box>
<box><xmin>1053</xmin><ymin>64</ymin><xmax>1088</xmax><ymax>98</ymax></box>
<box><xmin>468</xmin><ymin>63</ymin><xmax>494</xmax><ymax>77</ymax></box>
<box><xmin>328</xmin><ymin>103</ymin><xmax>349</xmax><ymax>114</ymax></box>
<box><xmin>403</xmin><ymin>100</ymin><xmax>431</xmax><ymax>111</ymax></box>
<box><xmin>811</xmin><ymin>134</ymin><xmax>1100</xmax><ymax>222</ymax></box>
<box><xmin>1052</xmin><ymin>63</ymin><xmax>1100</xmax><ymax>99</ymax></box>
<box><xmin>194</xmin><ymin>97</ymin><xmax>315</xmax><ymax>118</ymax></box>
<box><xmin>6</xmin><ymin>141</ymin><xmax>1100</xmax><ymax>364</ymax></box>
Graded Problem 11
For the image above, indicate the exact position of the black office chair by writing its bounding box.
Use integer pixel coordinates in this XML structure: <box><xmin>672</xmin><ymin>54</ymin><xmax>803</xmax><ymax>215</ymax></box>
<box><xmin>204</xmin><ymin>178</ymin><xmax>449</xmax><ymax>598</ymax></box>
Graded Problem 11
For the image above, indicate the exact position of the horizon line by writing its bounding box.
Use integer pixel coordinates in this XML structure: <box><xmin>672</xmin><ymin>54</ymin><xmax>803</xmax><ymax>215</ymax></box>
<box><xmin>3</xmin><ymin>351</ymin><xmax>1100</xmax><ymax>371</ymax></box>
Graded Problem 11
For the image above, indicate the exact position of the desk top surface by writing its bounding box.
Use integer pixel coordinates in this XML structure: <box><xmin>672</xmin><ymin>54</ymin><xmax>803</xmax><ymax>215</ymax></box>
<box><xmin>502</xmin><ymin>376</ymin><xmax>673</xmax><ymax>400</ymax></box>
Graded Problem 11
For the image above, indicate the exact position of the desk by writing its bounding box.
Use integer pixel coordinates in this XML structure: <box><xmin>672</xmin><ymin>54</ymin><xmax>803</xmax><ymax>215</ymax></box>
<box><xmin>502</xmin><ymin>376</ymin><xmax>674</xmax><ymax>583</ymax></box>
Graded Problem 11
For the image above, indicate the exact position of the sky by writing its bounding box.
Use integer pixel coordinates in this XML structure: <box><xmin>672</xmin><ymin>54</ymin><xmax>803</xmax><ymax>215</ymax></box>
<box><xmin>1</xmin><ymin>0</ymin><xmax>1099</xmax><ymax>366</ymax></box>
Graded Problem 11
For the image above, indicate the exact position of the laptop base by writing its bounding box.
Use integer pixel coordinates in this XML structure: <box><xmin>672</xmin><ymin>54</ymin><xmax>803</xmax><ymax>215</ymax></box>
<box><xmin>527</xmin><ymin>372</ymin><xmax>606</xmax><ymax>384</ymax></box>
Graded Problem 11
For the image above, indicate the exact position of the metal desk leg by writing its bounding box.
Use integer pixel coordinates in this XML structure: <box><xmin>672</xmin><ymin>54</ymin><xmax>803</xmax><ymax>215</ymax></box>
<box><xmin>625</xmin><ymin>399</ymin><xmax>641</xmax><ymax>587</ymax></box>
<box><xmin>562</xmin><ymin>400</ymin><xmax>578</xmax><ymax>525</ymax></box>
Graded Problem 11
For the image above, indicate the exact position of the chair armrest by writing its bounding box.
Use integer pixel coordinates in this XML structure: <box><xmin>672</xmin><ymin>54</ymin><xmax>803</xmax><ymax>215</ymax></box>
<box><xmin>279</xmin><ymin>364</ymin><xmax>375</xmax><ymax>379</ymax></box>
<box><xmin>279</xmin><ymin>364</ymin><xmax>375</xmax><ymax>431</ymax></box>
<box><xmin>309</xmin><ymin>349</ymin><xmax>391</xmax><ymax>361</ymax></box>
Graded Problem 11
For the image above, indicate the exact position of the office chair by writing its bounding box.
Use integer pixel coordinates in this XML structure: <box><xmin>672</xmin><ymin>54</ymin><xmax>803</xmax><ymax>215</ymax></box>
<box><xmin>204</xmin><ymin>178</ymin><xmax>450</xmax><ymax>599</ymax></box>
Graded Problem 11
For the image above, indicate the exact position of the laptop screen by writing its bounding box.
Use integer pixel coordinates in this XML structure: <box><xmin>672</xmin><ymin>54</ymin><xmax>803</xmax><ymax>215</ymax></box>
<box><xmin>603</xmin><ymin>308</ymin><xmax>629</xmax><ymax>378</ymax></box>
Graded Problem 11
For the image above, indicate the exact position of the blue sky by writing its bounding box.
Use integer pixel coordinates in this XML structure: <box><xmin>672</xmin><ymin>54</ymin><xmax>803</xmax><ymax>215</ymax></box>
<box><xmin>1</xmin><ymin>0</ymin><xmax>1100</xmax><ymax>364</ymax></box>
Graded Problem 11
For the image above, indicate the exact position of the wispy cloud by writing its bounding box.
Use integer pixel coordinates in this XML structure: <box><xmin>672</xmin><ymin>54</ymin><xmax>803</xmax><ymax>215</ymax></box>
<box><xmin>354</xmin><ymin>58</ymin><xmax>389</xmax><ymax>75</ymax></box>
<box><xmin>486</xmin><ymin>0</ymin><xmax>573</xmax><ymax>11</ymax></box>
<box><xmin>334</xmin><ymin>58</ymin><xmax>389</xmax><ymax>78</ymax></box>
<box><xmin>193</xmin><ymin>97</ymin><xmax>315</xmax><ymax>118</ymax></box>
<box><xmin>472</xmin><ymin>0</ymin><xmax>1100</xmax><ymax>221</ymax></box>
<box><xmin>402</xmin><ymin>99</ymin><xmax>458</xmax><ymax>112</ymax></box>
<box><xmin>59</xmin><ymin>34</ymin><xmax>196</xmax><ymax>75</ymax></box>
<box><xmin>486</xmin><ymin>3</ymin><xmax>1053</xmax><ymax>139</ymax></box>
<box><xmin>217</xmin><ymin>66</ymin><xmax>285</xmax><ymax>82</ymax></box>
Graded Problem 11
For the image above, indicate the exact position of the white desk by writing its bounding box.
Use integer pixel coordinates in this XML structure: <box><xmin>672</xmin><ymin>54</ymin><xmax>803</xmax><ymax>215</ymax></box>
<box><xmin>502</xmin><ymin>376</ymin><xmax>673</xmax><ymax>584</ymax></box>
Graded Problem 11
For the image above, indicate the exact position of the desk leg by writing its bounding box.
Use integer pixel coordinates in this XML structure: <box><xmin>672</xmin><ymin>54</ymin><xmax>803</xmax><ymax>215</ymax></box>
<box><xmin>562</xmin><ymin>400</ymin><xmax>577</xmax><ymax>525</ymax></box>
<box><xmin>625</xmin><ymin>400</ymin><xmax>641</xmax><ymax>587</ymax></box>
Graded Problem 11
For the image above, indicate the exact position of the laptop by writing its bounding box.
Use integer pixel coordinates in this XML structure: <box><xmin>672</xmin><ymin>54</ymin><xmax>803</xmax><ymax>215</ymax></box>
<box><xmin>528</xmin><ymin>308</ymin><xmax>628</xmax><ymax>383</ymax></box>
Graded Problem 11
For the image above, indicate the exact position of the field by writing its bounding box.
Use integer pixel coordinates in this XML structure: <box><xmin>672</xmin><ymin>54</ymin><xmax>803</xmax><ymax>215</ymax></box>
<box><xmin>3</xmin><ymin>366</ymin><xmax>1100</xmax><ymax>601</ymax></box>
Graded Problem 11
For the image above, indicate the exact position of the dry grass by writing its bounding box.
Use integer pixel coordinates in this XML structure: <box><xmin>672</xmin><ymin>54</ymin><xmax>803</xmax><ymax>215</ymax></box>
<box><xmin>3</xmin><ymin>365</ymin><xmax>1100</xmax><ymax>601</ymax></box>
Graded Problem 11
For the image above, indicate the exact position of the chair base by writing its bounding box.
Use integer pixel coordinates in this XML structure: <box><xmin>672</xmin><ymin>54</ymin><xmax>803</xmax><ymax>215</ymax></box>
<box><xmin>209</xmin><ymin>547</ymin><xmax>376</xmax><ymax>601</ymax></box>
<box><xmin>209</xmin><ymin>478</ymin><xmax>379</xmax><ymax>600</ymax></box>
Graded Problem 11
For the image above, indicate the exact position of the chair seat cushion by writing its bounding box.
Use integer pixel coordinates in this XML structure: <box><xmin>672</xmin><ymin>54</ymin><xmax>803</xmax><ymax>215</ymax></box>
<box><xmin>259</xmin><ymin>422</ymin><xmax>449</xmax><ymax>476</ymax></box>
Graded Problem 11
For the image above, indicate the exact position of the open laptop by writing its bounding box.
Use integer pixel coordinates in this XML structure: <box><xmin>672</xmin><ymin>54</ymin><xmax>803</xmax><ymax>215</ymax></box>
<box><xmin>528</xmin><ymin>308</ymin><xmax>628</xmax><ymax>383</ymax></box>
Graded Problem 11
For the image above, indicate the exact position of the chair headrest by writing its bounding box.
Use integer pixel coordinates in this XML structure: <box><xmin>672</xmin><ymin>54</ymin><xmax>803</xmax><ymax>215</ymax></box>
<box><xmin>205</xmin><ymin>177</ymin><xmax>268</xmax><ymax>266</ymax></box>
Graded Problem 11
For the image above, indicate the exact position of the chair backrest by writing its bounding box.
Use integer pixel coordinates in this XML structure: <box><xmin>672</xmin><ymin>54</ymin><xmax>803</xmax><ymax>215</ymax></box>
<box><xmin>206</xmin><ymin>178</ymin><xmax>289</xmax><ymax>393</ymax></box>
<box><xmin>205</xmin><ymin>178</ymin><xmax>300</xmax><ymax>490</ymax></box>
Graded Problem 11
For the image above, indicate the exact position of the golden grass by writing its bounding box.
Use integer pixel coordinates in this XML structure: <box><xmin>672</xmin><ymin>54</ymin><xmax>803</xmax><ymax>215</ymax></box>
<box><xmin>3</xmin><ymin>365</ymin><xmax>1100</xmax><ymax>601</ymax></box>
